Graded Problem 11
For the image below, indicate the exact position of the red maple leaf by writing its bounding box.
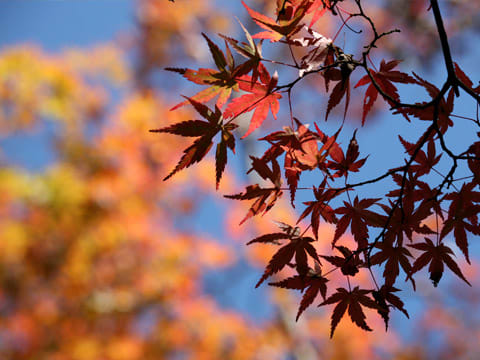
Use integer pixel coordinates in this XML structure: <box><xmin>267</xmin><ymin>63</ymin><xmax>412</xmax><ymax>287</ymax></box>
<box><xmin>269</xmin><ymin>271</ymin><xmax>328</xmax><ymax>320</ymax></box>
<box><xmin>370</xmin><ymin>241</ymin><xmax>415</xmax><ymax>288</ymax></box>
<box><xmin>220</xmin><ymin>19</ymin><xmax>263</xmax><ymax>86</ymax></box>
<box><xmin>242</xmin><ymin>0</ymin><xmax>309</xmax><ymax>42</ymax></box>
<box><xmin>354</xmin><ymin>59</ymin><xmax>416</xmax><ymax>125</ymax></box>
<box><xmin>256</xmin><ymin>119</ymin><xmax>324</xmax><ymax>205</ymax></box>
<box><xmin>328</xmin><ymin>130</ymin><xmax>368</xmax><ymax>178</ymax></box>
<box><xmin>467</xmin><ymin>141</ymin><xmax>480</xmax><ymax>185</ymax></box>
<box><xmin>325</xmin><ymin>69</ymin><xmax>351</xmax><ymax>121</ymax></box>
<box><xmin>372</xmin><ymin>285</ymin><xmax>409</xmax><ymax>330</ymax></box>
<box><xmin>440</xmin><ymin>183</ymin><xmax>480</xmax><ymax>264</ymax></box>
<box><xmin>395</xmin><ymin>74</ymin><xmax>454</xmax><ymax>133</ymax></box>
<box><xmin>319</xmin><ymin>286</ymin><xmax>379</xmax><ymax>338</ymax></box>
<box><xmin>333</xmin><ymin>197</ymin><xmax>384</xmax><ymax>250</ymax></box>
<box><xmin>167</xmin><ymin>34</ymin><xmax>238</xmax><ymax>110</ymax></box>
<box><xmin>225</xmin><ymin>157</ymin><xmax>283</xmax><ymax>224</ymax></box>
<box><xmin>398</xmin><ymin>136</ymin><xmax>441</xmax><ymax>177</ymax></box>
<box><xmin>224</xmin><ymin>62</ymin><xmax>282</xmax><ymax>138</ymax></box>
<box><xmin>255</xmin><ymin>234</ymin><xmax>321</xmax><ymax>288</ymax></box>
<box><xmin>297</xmin><ymin>180</ymin><xmax>339</xmax><ymax>239</ymax></box>
<box><xmin>321</xmin><ymin>245</ymin><xmax>363</xmax><ymax>276</ymax></box>
<box><xmin>292</xmin><ymin>125</ymin><xmax>341</xmax><ymax>171</ymax></box>
<box><xmin>306</xmin><ymin>0</ymin><xmax>330</xmax><ymax>26</ymax></box>
<box><xmin>150</xmin><ymin>98</ymin><xmax>237</xmax><ymax>188</ymax></box>
<box><xmin>408</xmin><ymin>238</ymin><xmax>471</xmax><ymax>287</ymax></box>
<box><xmin>380</xmin><ymin>196</ymin><xmax>434</xmax><ymax>246</ymax></box>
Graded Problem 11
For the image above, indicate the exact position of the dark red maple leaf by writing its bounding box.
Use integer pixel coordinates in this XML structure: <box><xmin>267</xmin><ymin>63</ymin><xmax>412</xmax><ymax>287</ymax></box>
<box><xmin>297</xmin><ymin>181</ymin><xmax>338</xmax><ymax>239</ymax></box>
<box><xmin>321</xmin><ymin>245</ymin><xmax>363</xmax><ymax>276</ymax></box>
<box><xmin>380</xmin><ymin>196</ymin><xmax>434</xmax><ymax>246</ymax></box>
<box><xmin>319</xmin><ymin>286</ymin><xmax>379</xmax><ymax>338</ymax></box>
<box><xmin>150</xmin><ymin>98</ymin><xmax>237</xmax><ymax>188</ymax></box>
<box><xmin>220</xmin><ymin>19</ymin><xmax>263</xmax><ymax>86</ymax></box>
<box><xmin>269</xmin><ymin>270</ymin><xmax>328</xmax><ymax>321</ymax></box>
<box><xmin>440</xmin><ymin>183</ymin><xmax>480</xmax><ymax>264</ymax></box>
<box><xmin>372</xmin><ymin>285</ymin><xmax>409</xmax><ymax>330</ymax></box>
<box><xmin>467</xmin><ymin>141</ymin><xmax>480</xmax><ymax>185</ymax></box>
<box><xmin>247</xmin><ymin>232</ymin><xmax>292</xmax><ymax>245</ymax></box>
<box><xmin>370</xmin><ymin>241</ymin><xmax>415</xmax><ymax>288</ymax></box>
<box><xmin>167</xmin><ymin>34</ymin><xmax>238</xmax><ymax>110</ymax></box>
<box><xmin>328</xmin><ymin>130</ymin><xmax>368</xmax><ymax>178</ymax></box>
<box><xmin>395</xmin><ymin>74</ymin><xmax>454</xmax><ymax>134</ymax></box>
<box><xmin>225</xmin><ymin>157</ymin><xmax>283</xmax><ymax>224</ymax></box>
<box><xmin>355</xmin><ymin>59</ymin><xmax>416</xmax><ymax>125</ymax></box>
<box><xmin>255</xmin><ymin>234</ymin><xmax>321</xmax><ymax>288</ymax></box>
<box><xmin>411</xmin><ymin>180</ymin><xmax>444</xmax><ymax>220</ymax></box>
<box><xmin>246</xmin><ymin>221</ymin><xmax>301</xmax><ymax>246</ymax></box>
<box><xmin>224</xmin><ymin>62</ymin><xmax>282</xmax><ymax>138</ymax></box>
<box><xmin>333</xmin><ymin>196</ymin><xmax>384</xmax><ymax>250</ymax></box>
<box><xmin>325</xmin><ymin>68</ymin><xmax>351</xmax><ymax>121</ymax></box>
<box><xmin>454</xmin><ymin>62</ymin><xmax>475</xmax><ymax>90</ymax></box>
<box><xmin>256</xmin><ymin>119</ymin><xmax>322</xmax><ymax>205</ymax></box>
<box><xmin>408</xmin><ymin>238</ymin><xmax>471</xmax><ymax>287</ymax></box>
<box><xmin>398</xmin><ymin>136</ymin><xmax>441</xmax><ymax>177</ymax></box>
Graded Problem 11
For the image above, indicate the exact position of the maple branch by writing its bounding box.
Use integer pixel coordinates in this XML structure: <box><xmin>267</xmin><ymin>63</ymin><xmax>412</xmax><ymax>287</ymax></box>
<box><xmin>457</xmin><ymin>79</ymin><xmax>480</xmax><ymax>104</ymax></box>
<box><xmin>276</xmin><ymin>61</ymin><xmax>345</xmax><ymax>91</ymax></box>
<box><xmin>261</xmin><ymin>57</ymin><xmax>298</xmax><ymax>68</ymax></box>
<box><xmin>340</xmin><ymin>166</ymin><xmax>407</xmax><ymax>190</ymax></box>
<box><xmin>430</xmin><ymin>0</ymin><xmax>459</xmax><ymax>95</ymax></box>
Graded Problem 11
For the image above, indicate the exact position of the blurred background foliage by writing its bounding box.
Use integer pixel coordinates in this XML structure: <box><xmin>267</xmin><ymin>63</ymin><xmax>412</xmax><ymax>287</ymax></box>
<box><xmin>0</xmin><ymin>1</ymin><xmax>480</xmax><ymax>359</ymax></box>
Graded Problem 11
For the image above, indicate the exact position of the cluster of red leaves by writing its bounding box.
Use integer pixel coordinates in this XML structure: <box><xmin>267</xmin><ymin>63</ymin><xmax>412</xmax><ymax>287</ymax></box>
<box><xmin>155</xmin><ymin>0</ymin><xmax>480</xmax><ymax>337</ymax></box>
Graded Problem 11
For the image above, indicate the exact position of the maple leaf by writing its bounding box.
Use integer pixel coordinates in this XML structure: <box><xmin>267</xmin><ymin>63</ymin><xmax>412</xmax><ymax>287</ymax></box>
<box><xmin>372</xmin><ymin>285</ymin><xmax>409</xmax><ymax>330</ymax></box>
<box><xmin>321</xmin><ymin>245</ymin><xmax>363</xmax><ymax>276</ymax></box>
<box><xmin>380</xmin><ymin>197</ymin><xmax>434</xmax><ymax>246</ymax></box>
<box><xmin>167</xmin><ymin>34</ymin><xmax>238</xmax><ymax>110</ymax></box>
<box><xmin>290</xmin><ymin>26</ymin><xmax>332</xmax><ymax>77</ymax></box>
<box><xmin>256</xmin><ymin>119</ymin><xmax>320</xmax><ymax>205</ymax></box>
<box><xmin>454</xmin><ymin>62</ymin><xmax>475</xmax><ymax>91</ymax></box>
<box><xmin>328</xmin><ymin>130</ymin><xmax>368</xmax><ymax>178</ymax></box>
<box><xmin>355</xmin><ymin>60</ymin><xmax>416</xmax><ymax>125</ymax></box>
<box><xmin>224</xmin><ymin>62</ymin><xmax>282</xmax><ymax>138</ymax></box>
<box><xmin>467</xmin><ymin>141</ymin><xmax>480</xmax><ymax>185</ymax></box>
<box><xmin>319</xmin><ymin>287</ymin><xmax>378</xmax><ymax>338</ymax></box>
<box><xmin>297</xmin><ymin>181</ymin><xmax>338</xmax><ymax>239</ymax></box>
<box><xmin>226</xmin><ymin>185</ymin><xmax>283</xmax><ymax>225</ymax></box>
<box><xmin>408</xmin><ymin>238</ymin><xmax>471</xmax><ymax>287</ymax></box>
<box><xmin>398</xmin><ymin>136</ymin><xmax>441</xmax><ymax>177</ymax></box>
<box><xmin>325</xmin><ymin>69</ymin><xmax>351</xmax><ymax>121</ymax></box>
<box><xmin>225</xmin><ymin>157</ymin><xmax>283</xmax><ymax>224</ymax></box>
<box><xmin>370</xmin><ymin>241</ymin><xmax>415</xmax><ymax>288</ymax></box>
<box><xmin>333</xmin><ymin>197</ymin><xmax>384</xmax><ymax>250</ymax></box>
<box><xmin>269</xmin><ymin>272</ymin><xmax>328</xmax><ymax>321</ymax></box>
<box><xmin>440</xmin><ymin>183</ymin><xmax>480</xmax><ymax>264</ymax></box>
<box><xmin>412</xmin><ymin>180</ymin><xmax>444</xmax><ymax>220</ymax></box>
<box><xmin>395</xmin><ymin>74</ymin><xmax>454</xmax><ymax>133</ymax></box>
<box><xmin>322</xmin><ymin>46</ymin><xmax>339</xmax><ymax>92</ymax></box>
<box><xmin>242</xmin><ymin>0</ymin><xmax>309</xmax><ymax>42</ymax></box>
<box><xmin>247</xmin><ymin>232</ymin><xmax>291</xmax><ymax>245</ymax></box>
<box><xmin>306</xmin><ymin>0</ymin><xmax>330</xmax><ymax>26</ymax></box>
<box><xmin>255</xmin><ymin>234</ymin><xmax>321</xmax><ymax>288</ymax></box>
<box><xmin>220</xmin><ymin>19</ymin><xmax>263</xmax><ymax>85</ymax></box>
<box><xmin>150</xmin><ymin>98</ymin><xmax>237</xmax><ymax>188</ymax></box>
<box><xmin>292</xmin><ymin>125</ymin><xmax>341</xmax><ymax>171</ymax></box>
